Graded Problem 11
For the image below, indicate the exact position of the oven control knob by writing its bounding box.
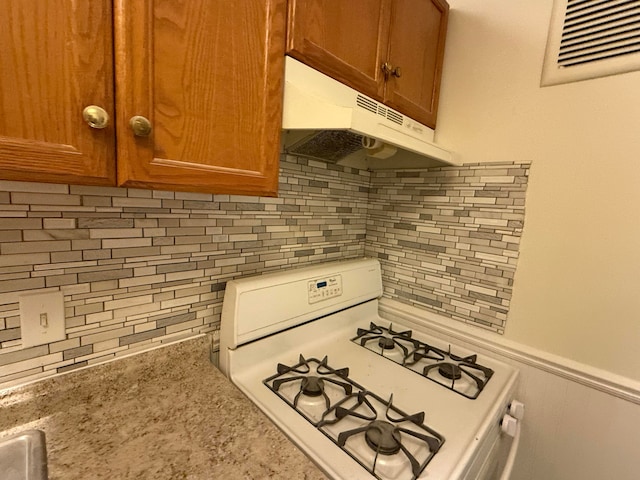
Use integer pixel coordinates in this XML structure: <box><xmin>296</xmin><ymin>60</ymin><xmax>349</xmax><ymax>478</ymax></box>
<box><xmin>509</xmin><ymin>400</ymin><xmax>525</xmax><ymax>420</ymax></box>
<box><xmin>501</xmin><ymin>414</ymin><xmax>518</xmax><ymax>437</ymax></box>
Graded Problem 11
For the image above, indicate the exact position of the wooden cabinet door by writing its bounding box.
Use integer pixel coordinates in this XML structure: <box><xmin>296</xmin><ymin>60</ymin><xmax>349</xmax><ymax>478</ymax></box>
<box><xmin>114</xmin><ymin>0</ymin><xmax>286</xmax><ymax>196</ymax></box>
<box><xmin>0</xmin><ymin>0</ymin><xmax>116</xmax><ymax>185</ymax></box>
<box><xmin>287</xmin><ymin>0</ymin><xmax>389</xmax><ymax>101</ymax></box>
<box><xmin>384</xmin><ymin>0</ymin><xmax>449</xmax><ymax>128</ymax></box>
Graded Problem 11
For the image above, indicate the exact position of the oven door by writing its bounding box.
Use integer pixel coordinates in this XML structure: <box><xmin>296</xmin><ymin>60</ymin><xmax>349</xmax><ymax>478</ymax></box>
<box><xmin>464</xmin><ymin>420</ymin><xmax>503</xmax><ymax>479</ymax></box>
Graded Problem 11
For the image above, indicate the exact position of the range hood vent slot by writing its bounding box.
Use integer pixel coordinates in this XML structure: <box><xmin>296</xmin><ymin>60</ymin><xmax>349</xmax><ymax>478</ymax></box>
<box><xmin>387</xmin><ymin>110</ymin><xmax>403</xmax><ymax>125</ymax></box>
<box><xmin>356</xmin><ymin>94</ymin><xmax>404</xmax><ymax>125</ymax></box>
<box><xmin>356</xmin><ymin>95</ymin><xmax>378</xmax><ymax>115</ymax></box>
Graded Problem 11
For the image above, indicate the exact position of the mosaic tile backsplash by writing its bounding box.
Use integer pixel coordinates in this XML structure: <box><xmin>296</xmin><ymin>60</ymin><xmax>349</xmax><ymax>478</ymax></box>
<box><xmin>0</xmin><ymin>156</ymin><xmax>529</xmax><ymax>386</ymax></box>
<box><xmin>366</xmin><ymin>162</ymin><xmax>530</xmax><ymax>333</ymax></box>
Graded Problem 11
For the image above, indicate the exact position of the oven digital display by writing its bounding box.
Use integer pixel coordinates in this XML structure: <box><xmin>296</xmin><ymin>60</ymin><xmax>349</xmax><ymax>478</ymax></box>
<box><xmin>308</xmin><ymin>275</ymin><xmax>342</xmax><ymax>304</ymax></box>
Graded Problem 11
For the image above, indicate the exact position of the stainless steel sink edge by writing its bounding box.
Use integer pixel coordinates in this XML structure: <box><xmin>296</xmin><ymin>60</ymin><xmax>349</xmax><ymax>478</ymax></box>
<box><xmin>0</xmin><ymin>429</ymin><xmax>48</xmax><ymax>480</ymax></box>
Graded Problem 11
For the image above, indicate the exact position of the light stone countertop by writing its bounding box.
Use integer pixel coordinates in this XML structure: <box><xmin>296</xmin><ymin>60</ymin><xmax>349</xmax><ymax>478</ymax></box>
<box><xmin>0</xmin><ymin>336</ymin><xmax>328</xmax><ymax>480</ymax></box>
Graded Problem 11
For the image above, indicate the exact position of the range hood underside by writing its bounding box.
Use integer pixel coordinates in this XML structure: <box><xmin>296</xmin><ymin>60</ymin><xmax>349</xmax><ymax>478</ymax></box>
<box><xmin>283</xmin><ymin>130</ymin><xmax>451</xmax><ymax>170</ymax></box>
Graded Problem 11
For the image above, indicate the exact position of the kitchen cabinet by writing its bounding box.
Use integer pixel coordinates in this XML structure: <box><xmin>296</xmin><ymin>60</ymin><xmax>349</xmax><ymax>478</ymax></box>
<box><xmin>0</xmin><ymin>0</ymin><xmax>286</xmax><ymax>196</ymax></box>
<box><xmin>0</xmin><ymin>1</ymin><xmax>116</xmax><ymax>186</ymax></box>
<box><xmin>286</xmin><ymin>0</ymin><xmax>390</xmax><ymax>101</ymax></box>
<box><xmin>115</xmin><ymin>0</ymin><xmax>285</xmax><ymax>196</ymax></box>
<box><xmin>286</xmin><ymin>0</ymin><xmax>449</xmax><ymax>129</ymax></box>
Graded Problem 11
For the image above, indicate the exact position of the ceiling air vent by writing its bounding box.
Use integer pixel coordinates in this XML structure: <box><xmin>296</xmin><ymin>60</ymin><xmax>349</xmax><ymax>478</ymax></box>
<box><xmin>541</xmin><ymin>0</ymin><xmax>640</xmax><ymax>86</ymax></box>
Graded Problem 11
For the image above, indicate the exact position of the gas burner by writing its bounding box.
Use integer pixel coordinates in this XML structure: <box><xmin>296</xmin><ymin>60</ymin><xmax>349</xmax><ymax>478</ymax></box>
<box><xmin>379</xmin><ymin>337</ymin><xmax>396</xmax><ymax>350</ymax></box>
<box><xmin>301</xmin><ymin>376</ymin><xmax>324</xmax><ymax>396</ymax></box>
<box><xmin>437</xmin><ymin>362</ymin><xmax>462</xmax><ymax>380</ymax></box>
<box><xmin>419</xmin><ymin>349</ymin><xmax>495</xmax><ymax>399</ymax></box>
<box><xmin>264</xmin><ymin>355</ymin><xmax>354</xmax><ymax>424</ymax></box>
<box><xmin>319</xmin><ymin>392</ymin><xmax>444</xmax><ymax>480</ymax></box>
<box><xmin>365</xmin><ymin>420</ymin><xmax>401</xmax><ymax>455</ymax></box>
<box><xmin>352</xmin><ymin>323</ymin><xmax>416</xmax><ymax>362</ymax></box>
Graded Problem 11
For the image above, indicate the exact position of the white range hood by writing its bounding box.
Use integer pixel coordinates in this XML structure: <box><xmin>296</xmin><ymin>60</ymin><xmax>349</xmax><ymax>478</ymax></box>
<box><xmin>282</xmin><ymin>56</ymin><xmax>456</xmax><ymax>170</ymax></box>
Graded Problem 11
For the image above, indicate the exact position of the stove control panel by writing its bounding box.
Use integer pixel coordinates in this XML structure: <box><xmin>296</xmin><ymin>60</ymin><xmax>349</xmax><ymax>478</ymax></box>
<box><xmin>308</xmin><ymin>275</ymin><xmax>343</xmax><ymax>304</ymax></box>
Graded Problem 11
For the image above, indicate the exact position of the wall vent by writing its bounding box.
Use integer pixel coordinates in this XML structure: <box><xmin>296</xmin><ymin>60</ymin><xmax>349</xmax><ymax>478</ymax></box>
<box><xmin>541</xmin><ymin>0</ymin><xmax>640</xmax><ymax>86</ymax></box>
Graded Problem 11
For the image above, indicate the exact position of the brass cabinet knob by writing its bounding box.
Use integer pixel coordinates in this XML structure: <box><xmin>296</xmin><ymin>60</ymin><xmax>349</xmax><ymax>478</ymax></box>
<box><xmin>129</xmin><ymin>115</ymin><xmax>152</xmax><ymax>137</ymax></box>
<box><xmin>381</xmin><ymin>62</ymin><xmax>393</xmax><ymax>78</ymax></box>
<box><xmin>381</xmin><ymin>62</ymin><xmax>402</xmax><ymax>79</ymax></box>
<box><xmin>82</xmin><ymin>105</ymin><xmax>110</xmax><ymax>129</ymax></box>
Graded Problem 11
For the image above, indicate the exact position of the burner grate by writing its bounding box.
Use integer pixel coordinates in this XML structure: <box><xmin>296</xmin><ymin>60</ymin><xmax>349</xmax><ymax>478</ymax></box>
<box><xmin>352</xmin><ymin>323</ymin><xmax>494</xmax><ymax>399</ymax></box>
<box><xmin>264</xmin><ymin>355</ymin><xmax>354</xmax><ymax>425</ymax></box>
<box><xmin>354</xmin><ymin>323</ymin><xmax>417</xmax><ymax>363</ymax></box>
<box><xmin>264</xmin><ymin>356</ymin><xmax>445</xmax><ymax>480</ymax></box>
<box><xmin>319</xmin><ymin>391</ymin><xmax>444</xmax><ymax>480</ymax></box>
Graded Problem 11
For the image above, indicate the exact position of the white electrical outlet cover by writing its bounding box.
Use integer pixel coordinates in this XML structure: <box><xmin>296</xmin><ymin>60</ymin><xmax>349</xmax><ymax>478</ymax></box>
<box><xmin>19</xmin><ymin>290</ymin><xmax>66</xmax><ymax>348</ymax></box>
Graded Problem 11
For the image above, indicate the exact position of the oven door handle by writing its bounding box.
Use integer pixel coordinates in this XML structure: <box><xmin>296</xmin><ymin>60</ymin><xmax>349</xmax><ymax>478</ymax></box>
<box><xmin>499</xmin><ymin>416</ymin><xmax>522</xmax><ymax>480</ymax></box>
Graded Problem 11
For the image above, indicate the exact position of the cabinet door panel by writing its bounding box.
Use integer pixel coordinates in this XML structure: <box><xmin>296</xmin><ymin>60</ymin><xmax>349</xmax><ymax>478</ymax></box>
<box><xmin>384</xmin><ymin>0</ymin><xmax>448</xmax><ymax>128</ymax></box>
<box><xmin>287</xmin><ymin>0</ymin><xmax>389</xmax><ymax>100</ymax></box>
<box><xmin>115</xmin><ymin>0</ymin><xmax>286</xmax><ymax>196</ymax></box>
<box><xmin>0</xmin><ymin>0</ymin><xmax>116</xmax><ymax>185</ymax></box>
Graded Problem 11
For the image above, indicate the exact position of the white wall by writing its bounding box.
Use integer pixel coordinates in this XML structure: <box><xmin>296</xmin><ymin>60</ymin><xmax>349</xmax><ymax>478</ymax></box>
<box><xmin>436</xmin><ymin>0</ymin><xmax>640</xmax><ymax>381</ymax></box>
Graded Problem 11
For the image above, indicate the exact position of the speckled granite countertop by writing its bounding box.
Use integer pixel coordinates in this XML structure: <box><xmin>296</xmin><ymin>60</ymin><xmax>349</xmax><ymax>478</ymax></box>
<box><xmin>0</xmin><ymin>336</ymin><xmax>327</xmax><ymax>480</ymax></box>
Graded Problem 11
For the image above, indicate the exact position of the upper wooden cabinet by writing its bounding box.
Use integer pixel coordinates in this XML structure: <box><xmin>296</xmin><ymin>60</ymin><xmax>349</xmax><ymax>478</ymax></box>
<box><xmin>0</xmin><ymin>0</ymin><xmax>286</xmax><ymax>196</ymax></box>
<box><xmin>115</xmin><ymin>1</ymin><xmax>285</xmax><ymax>195</ymax></box>
<box><xmin>0</xmin><ymin>0</ymin><xmax>116</xmax><ymax>186</ymax></box>
<box><xmin>286</xmin><ymin>1</ymin><xmax>390</xmax><ymax>101</ymax></box>
<box><xmin>287</xmin><ymin>0</ymin><xmax>449</xmax><ymax>129</ymax></box>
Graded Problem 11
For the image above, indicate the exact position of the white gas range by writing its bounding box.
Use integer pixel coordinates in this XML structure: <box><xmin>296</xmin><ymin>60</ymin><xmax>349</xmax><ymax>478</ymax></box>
<box><xmin>219</xmin><ymin>258</ymin><xmax>523</xmax><ymax>480</ymax></box>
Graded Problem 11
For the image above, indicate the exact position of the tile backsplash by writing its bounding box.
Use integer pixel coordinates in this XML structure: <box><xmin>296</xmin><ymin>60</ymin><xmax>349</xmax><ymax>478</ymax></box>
<box><xmin>0</xmin><ymin>156</ymin><xmax>369</xmax><ymax>386</ymax></box>
<box><xmin>366</xmin><ymin>162</ymin><xmax>530</xmax><ymax>333</ymax></box>
<box><xmin>0</xmin><ymin>156</ymin><xmax>529</xmax><ymax>386</ymax></box>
